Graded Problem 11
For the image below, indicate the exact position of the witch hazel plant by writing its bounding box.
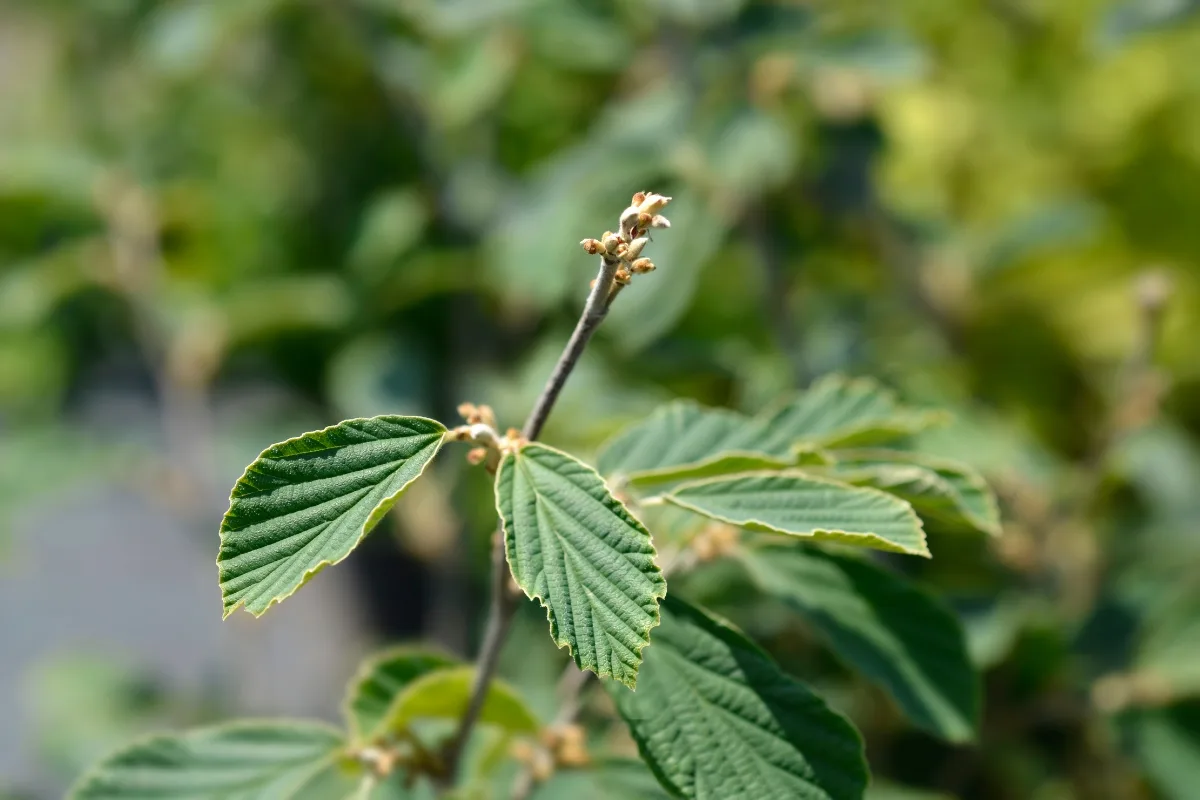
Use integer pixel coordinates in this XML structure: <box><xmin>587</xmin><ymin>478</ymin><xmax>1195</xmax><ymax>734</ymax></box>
<box><xmin>72</xmin><ymin>193</ymin><xmax>998</xmax><ymax>800</ymax></box>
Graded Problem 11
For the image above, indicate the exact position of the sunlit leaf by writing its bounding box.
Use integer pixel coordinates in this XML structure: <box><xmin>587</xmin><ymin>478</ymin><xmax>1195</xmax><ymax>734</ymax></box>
<box><xmin>665</xmin><ymin>472</ymin><xmax>930</xmax><ymax>557</ymax></box>
<box><xmin>740</xmin><ymin>545</ymin><xmax>979</xmax><ymax>742</ymax></box>
<box><xmin>598</xmin><ymin>376</ymin><xmax>942</xmax><ymax>486</ymax></box>
<box><xmin>380</xmin><ymin>666</ymin><xmax>540</xmax><ymax>736</ymax></box>
<box><xmin>823</xmin><ymin>450</ymin><xmax>1001</xmax><ymax>536</ymax></box>
<box><xmin>495</xmin><ymin>443</ymin><xmax>666</xmax><ymax>688</ymax></box>
<box><xmin>218</xmin><ymin>416</ymin><xmax>446</xmax><ymax>617</ymax></box>
<box><xmin>612</xmin><ymin>595</ymin><xmax>868</xmax><ymax>800</ymax></box>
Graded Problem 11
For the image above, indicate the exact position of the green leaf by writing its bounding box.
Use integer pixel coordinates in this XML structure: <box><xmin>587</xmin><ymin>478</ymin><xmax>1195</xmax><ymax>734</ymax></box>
<box><xmin>1134</xmin><ymin>702</ymin><xmax>1200</xmax><ymax>800</ymax></box>
<box><xmin>664</xmin><ymin>472</ymin><xmax>930</xmax><ymax>557</ymax></box>
<box><xmin>218</xmin><ymin>416</ymin><xmax>446</xmax><ymax>618</ymax></box>
<box><xmin>69</xmin><ymin>721</ymin><xmax>347</xmax><ymax>800</ymax></box>
<box><xmin>823</xmin><ymin>450</ymin><xmax>1001</xmax><ymax>537</ymax></box>
<box><xmin>727</xmin><ymin>376</ymin><xmax>947</xmax><ymax>454</ymax></box>
<box><xmin>597</xmin><ymin>376</ymin><xmax>941</xmax><ymax>486</ymax></box>
<box><xmin>612</xmin><ymin>596</ymin><xmax>868</xmax><ymax>800</ymax></box>
<box><xmin>496</xmin><ymin>443</ymin><xmax>666</xmax><ymax>688</ymax></box>
<box><xmin>343</xmin><ymin>647</ymin><xmax>459</xmax><ymax>742</ymax></box>
<box><xmin>596</xmin><ymin>401</ymin><xmax>791</xmax><ymax>486</ymax></box>
<box><xmin>739</xmin><ymin>545</ymin><xmax>979</xmax><ymax>742</ymax></box>
<box><xmin>381</xmin><ymin>666</ymin><xmax>539</xmax><ymax>736</ymax></box>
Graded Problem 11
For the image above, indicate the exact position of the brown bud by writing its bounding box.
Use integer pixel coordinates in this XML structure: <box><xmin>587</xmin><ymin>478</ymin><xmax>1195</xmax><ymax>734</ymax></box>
<box><xmin>466</xmin><ymin>447</ymin><xmax>488</xmax><ymax>466</ymax></box>
<box><xmin>615</xmin><ymin>241</ymin><xmax>629</xmax><ymax>257</ymax></box>
<box><xmin>636</xmin><ymin>211</ymin><xmax>652</xmax><ymax>230</ymax></box>
<box><xmin>457</xmin><ymin>402</ymin><xmax>477</xmax><ymax>421</ymax></box>
<box><xmin>631</xmin><ymin>191</ymin><xmax>647</xmax><ymax>206</ymax></box>
<box><xmin>630</xmin><ymin>258</ymin><xmax>655</xmax><ymax>273</ymax></box>
<box><xmin>614</xmin><ymin>267</ymin><xmax>632</xmax><ymax>285</ymax></box>
<box><xmin>601</xmin><ymin>232</ymin><xmax>621</xmax><ymax>254</ymax></box>
<box><xmin>580</xmin><ymin>238</ymin><xmax>603</xmax><ymax>255</ymax></box>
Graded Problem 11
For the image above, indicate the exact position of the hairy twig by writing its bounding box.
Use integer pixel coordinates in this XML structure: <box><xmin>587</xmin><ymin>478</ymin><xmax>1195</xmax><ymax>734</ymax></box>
<box><xmin>439</xmin><ymin>194</ymin><xmax>670</xmax><ymax>790</ymax></box>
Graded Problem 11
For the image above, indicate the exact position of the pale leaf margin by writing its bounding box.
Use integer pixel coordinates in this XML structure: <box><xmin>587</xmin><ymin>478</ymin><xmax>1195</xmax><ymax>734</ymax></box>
<box><xmin>659</xmin><ymin>470</ymin><xmax>931</xmax><ymax>558</ymax></box>
<box><xmin>218</xmin><ymin>416</ymin><xmax>446</xmax><ymax>619</ymax></box>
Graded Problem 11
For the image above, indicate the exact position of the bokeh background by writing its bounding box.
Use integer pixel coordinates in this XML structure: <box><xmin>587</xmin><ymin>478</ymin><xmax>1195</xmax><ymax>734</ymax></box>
<box><xmin>2</xmin><ymin>0</ymin><xmax>1199</xmax><ymax>797</ymax></box>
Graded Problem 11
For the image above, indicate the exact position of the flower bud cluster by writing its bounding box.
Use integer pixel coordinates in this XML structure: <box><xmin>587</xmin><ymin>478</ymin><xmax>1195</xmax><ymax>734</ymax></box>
<box><xmin>579</xmin><ymin>191</ymin><xmax>671</xmax><ymax>290</ymax></box>
<box><xmin>448</xmin><ymin>403</ymin><xmax>526</xmax><ymax>471</ymax></box>
<box><xmin>510</xmin><ymin>724</ymin><xmax>590</xmax><ymax>785</ymax></box>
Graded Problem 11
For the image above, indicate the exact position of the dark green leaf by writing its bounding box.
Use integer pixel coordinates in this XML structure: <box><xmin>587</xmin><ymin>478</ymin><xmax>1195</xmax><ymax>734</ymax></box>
<box><xmin>740</xmin><ymin>545</ymin><xmax>979</xmax><ymax>742</ymax></box>
<box><xmin>612</xmin><ymin>595</ymin><xmax>868</xmax><ymax>800</ymax></box>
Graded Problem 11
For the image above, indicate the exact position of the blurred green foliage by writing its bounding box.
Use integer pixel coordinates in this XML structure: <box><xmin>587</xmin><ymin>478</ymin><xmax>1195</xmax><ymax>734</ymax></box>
<box><xmin>3</xmin><ymin>0</ymin><xmax>1200</xmax><ymax>797</ymax></box>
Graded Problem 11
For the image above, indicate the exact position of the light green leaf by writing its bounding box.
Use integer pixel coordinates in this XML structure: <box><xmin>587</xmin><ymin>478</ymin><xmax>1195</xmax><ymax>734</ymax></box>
<box><xmin>739</xmin><ymin>545</ymin><xmax>979</xmax><ymax>742</ymax></box>
<box><xmin>1134</xmin><ymin>702</ymin><xmax>1200</xmax><ymax>800</ymax></box>
<box><xmin>342</xmin><ymin>647</ymin><xmax>459</xmax><ymax>742</ymax></box>
<box><xmin>612</xmin><ymin>596</ymin><xmax>868</xmax><ymax>800</ymax></box>
<box><xmin>664</xmin><ymin>472</ymin><xmax>930</xmax><ymax>557</ymax></box>
<box><xmin>496</xmin><ymin>443</ymin><xmax>666</xmax><ymax>688</ymax></box>
<box><xmin>382</xmin><ymin>666</ymin><xmax>539</xmax><ymax>736</ymax></box>
<box><xmin>218</xmin><ymin>416</ymin><xmax>446</xmax><ymax>618</ymax></box>
<box><xmin>69</xmin><ymin>721</ymin><xmax>347</xmax><ymax>800</ymax></box>
<box><xmin>823</xmin><ymin>450</ymin><xmax>1001</xmax><ymax>537</ymax></box>
<box><xmin>596</xmin><ymin>401</ymin><xmax>790</xmax><ymax>486</ymax></box>
<box><xmin>597</xmin><ymin>376</ymin><xmax>940</xmax><ymax>486</ymax></box>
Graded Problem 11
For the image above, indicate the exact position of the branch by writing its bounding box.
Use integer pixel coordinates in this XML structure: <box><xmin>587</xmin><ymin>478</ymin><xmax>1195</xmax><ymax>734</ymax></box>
<box><xmin>441</xmin><ymin>192</ymin><xmax>671</xmax><ymax>789</ymax></box>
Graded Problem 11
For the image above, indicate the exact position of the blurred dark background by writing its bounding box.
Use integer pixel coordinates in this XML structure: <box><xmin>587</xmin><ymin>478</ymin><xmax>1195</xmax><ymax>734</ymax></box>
<box><xmin>1</xmin><ymin>1</ymin><xmax>1199</xmax><ymax>798</ymax></box>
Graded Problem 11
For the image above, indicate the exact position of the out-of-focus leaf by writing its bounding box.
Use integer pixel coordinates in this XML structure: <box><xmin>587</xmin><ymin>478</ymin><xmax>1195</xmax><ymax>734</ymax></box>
<box><xmin>495</xmin><ymin>443</ymin><xmax>666</xmax><ymax>687</ymax></box>
<box><xmin>706</xmin><ymin>110</ymin><xmax>798</xmax><ymax>201</ymax></box>
<box><xmin>430</xmin><ymin>33</ymin><xmax>521</xmax><ymax>130</ymax></box>
<box><xmin>978</xmin><ymin>200</ymin><xmax>1102</xmax><ymax>276</ymax></box>
<box><xmin>379</xmin><ymin>666</ymin><xmax>539</xmax><ymax>736</ymax></box>
<box><xmin>342</xmin><ymin>647</ymin><xmax>459</xmax><ymax>742</ymax></box>
<box><xmin>803</xmin><ymin>29</ymin><xmax>929</xmax><ymax>82</ymax></box>
<box><xmin>69</xmin><ymin>721</ymin><xmax>347</xmax><ymax>800</ymax></box>
<box><xmin>740</xmin><ymin>545</ymin><xmax>979</xmax><ymax>742</ymax></box>
<box><xmin>348</xmin><ymin>189</ymin><xmax>428</xmax><ymax>279</ymax></box>
<box><xmin>612</xmin><ymin>595</ymin><xmax>868</xmax><ymax>800</ymax></box>
<box><xmin>1097</xmin><ymin>0</ymin><xmax>1200</xmax><ymax>50</ymax></box>
<box><xmin>1134</xmin><ymin>701</ymin><xmax>1200</xmax><ymax>800</ymax></box>
<box><xmin>222</xmin><ymin>275</ymin><xmax>355</xmax><ymax>345</ymax></box>
<box><xmin>218</xmin><ymin>417</ymin><xmax>446</xmax><ymax>617</ymax></box>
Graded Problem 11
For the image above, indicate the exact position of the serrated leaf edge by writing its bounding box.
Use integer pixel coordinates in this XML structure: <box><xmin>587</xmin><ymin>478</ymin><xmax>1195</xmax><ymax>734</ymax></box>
<box><xmin>218</xmin><ymin>416</ymin><xmax>447</xmax><ymax>619</ymax></box>
<box><xmin>496</xmin><ymin>442</ymin><xmax>668</xmax><ymax>690</ymax></box>
<box><xmin>833</xmin><ymin>448</ymin><xmax>1002</xmax><ymax>537</ymax></box>
<box><xmin>67</xmin><ymin>719</ymin><xmax>347</xmax><ymax>800</ymax></box>
<box><xmin>662</xmin><ymin>470</ymin><xmax>932</xmax><ymax>558</ymax></box>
